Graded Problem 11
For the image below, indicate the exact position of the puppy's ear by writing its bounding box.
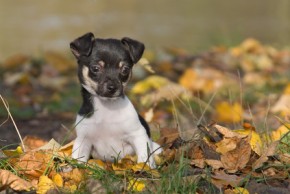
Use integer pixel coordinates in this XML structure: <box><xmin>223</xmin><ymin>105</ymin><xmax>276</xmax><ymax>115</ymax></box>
<box><xmin>70</xmin><ymin>32</ymin><xmax>95</xmax><ymax>58</ymax></box>
<box><xmin>121</xmin><ymin>37</ymin><xmax>145</xmax><ymax>64</ymax></box>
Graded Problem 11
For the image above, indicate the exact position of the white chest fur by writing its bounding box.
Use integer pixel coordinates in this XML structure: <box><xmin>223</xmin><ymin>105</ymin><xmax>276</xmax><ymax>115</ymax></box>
<box><xmin>72</xmin><ymin>96</ymin><xmax>159</xmax><ymax>167</ymax></box>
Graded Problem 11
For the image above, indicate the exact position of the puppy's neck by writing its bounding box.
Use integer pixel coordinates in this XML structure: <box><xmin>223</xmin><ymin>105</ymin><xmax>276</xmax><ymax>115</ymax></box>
<box><xmin>79</xmin><ymin>87</ymin><xmax>128</xmax><ymax>117</ymax></box>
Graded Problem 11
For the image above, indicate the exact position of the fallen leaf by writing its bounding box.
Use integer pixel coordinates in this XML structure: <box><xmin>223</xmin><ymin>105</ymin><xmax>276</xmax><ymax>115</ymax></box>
<box><xmin>0</xmin><ymin>170</ymin><xmax>33</xmax><ymax>191</ymax></box>
<box><xmin>205</xmin><ymin>159</ymin><xmax>224</xmax><ymax>170</ymax></box>
<box><xmin>234</xmin><ymin>128</ymin><xmax>263</xmax><ymax>156</ymax></box>
<box><xmin>36</xmin><ymin>139</ymin><xmax>61</xmax><ymax>151</ymax></box>
<box><xmin>271</xmin><ymin>94</ymin><xmax>290</xmax><ymax>116</ymax></box>
<box><xmin>215</xmin><ymin>101</ymin><xmax>243</xmax><ymax>123</ymax></box>
<box><xmin>52</xmin><ymin>173</ymin><xmax>63</xmax><ymax>188</ymax></box>
<box><xmin>233</xmin><ymin>187</ymin><xmax>249</xmax><ymax>194</ymax></box>
<box><xmin>221</xmin><ymin>138</ymin><xmax>251</xmax><ymax>173</ymax></box>
<box><xmin>131</xmin><ymin>163</ymin><xmax>160</xmax><ymax>178</ymax></box>
<box><xmin>214</xmin><ymin>124</ymin><xmax>247</xmax><ymax>139</ymax></box>
<box><xmin>157</xmin><ymin>127</ymin><xmax>180</xmax><ymax>148</ymax></box>
<box><xmin>23</xmin><ymin>136</ymin><xmax>48</xmax><ymax>150</ymax></box>
<box><xmin>252</xmin><ymin>141</ymin><xmax>279</xmax><ymax>170</ymax></box>
<box><xmin>58</xmin><ymin>140</ymin><xmax>74</xmax><ymax>157</ymax></box>
<box><xmin>225</xmin><ymin>187</ymin><xmax>249</xmax><ymax>194</ymax></box>
<box><xmin>191</xmin><ymin>159</ymin><xmax>205</xmax><ymax>168</ymax></box>
<box><xmin>131</xmin><ymin>75</ymin><xmax>169</xmax><ymax>94</ymax></box>
<box><xmin>271</xmin><ymin>125</ymin><xmax>290</xmax><ymax>141</ymax></box>
<box><xmin>211</xmin><ymin>170</ymin><xmax>243</xmax><ymax>188</ymax></box>
<box><xmin>215</xmin><ymin>137</ymin><xmax>239</xmax><ymax>154</ymax></box>
<box><xmin>37</xmin><ymin>175</ymin><xmax>55</xmax><ymax>194</ymax></box>
<box><xmin>12</xmin><ymin>150</ymin><xmax>54</xmax><ymax>179</ymax></box>
<box><xmin>127</xmin><ymin>178</ymin><xmax>145</xmax><ymax>192</ymax></box>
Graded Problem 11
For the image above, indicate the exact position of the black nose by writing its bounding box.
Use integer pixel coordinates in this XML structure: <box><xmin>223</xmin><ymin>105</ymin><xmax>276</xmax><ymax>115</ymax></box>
<box><xmin>107</xmin><ymin>84</ymin><xmax>117</xmax><ymax>93</ymax></box>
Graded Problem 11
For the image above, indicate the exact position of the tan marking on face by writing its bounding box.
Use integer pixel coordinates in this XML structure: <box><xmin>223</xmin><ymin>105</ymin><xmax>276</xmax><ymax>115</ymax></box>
<box><xmin>119</xmin><ymin>61</ymin><xmax>125</xmax><ymax>68</ymax></box>
<box><xmin>99</xmin><ymin>60</ymin><xmax>105</xmax><ymax>67</ymax></box>
<box><xmin>82</xmin><ymin>66</ymin><xmax>98</xmax><ymax>94</ymax></box>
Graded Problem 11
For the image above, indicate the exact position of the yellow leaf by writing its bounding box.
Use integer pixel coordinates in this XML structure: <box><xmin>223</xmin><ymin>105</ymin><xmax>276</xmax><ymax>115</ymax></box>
<box><xmin>52</xmin><ymin>173</ymin><xmax>63</xmax><ymax>188</ymax></box>
<box><xmin>131</xmin><ymin>163</ymin><xmax>160</xmax><ymax>178</ymax></box>
<box><xmin>131</xmin><ymin>75</ymin><xmax>169</xmax><ymax>94</ymax></box>
<box><xmin>0</xmin><ymin>170</ymin><xmax>33</xmax><ymax>191</ymax></box>
<box><xmin>283</xmin><ymin>83</ymin><xmax>290</xmax><ymax>94</ymax></box>
<box><xmin>234</xmin><ymin>129</ymin><xmax>263</xmax><ymax>156</ymax></box>
<box><xmin>179</xmin><ymin>69</ymin><xmax>198</xmax><ymax>91</ymax></box>
<box><xmin>127</xmin><ymin>178</ymin><xmax>145</xmax><ymax>192</ymax></box>
<box><xmin>233</xmin><ymin>187</ymin><xmax>249</xmax><ymax>194</ymax></box>
<box><xmin>88</xmin><ymin>159</ymin><xmax>106</xmax><ymax>170</ymax></box>
<box><xmin>216</xmin><ymin>101</ymin><xmax>242</xmax><ymax>123</ymax></box>
<box><xmin>271</xmin><ymin>125</ymin><xmax>290</xmax><ymax>141</ymax></box>
<box><xmin>16</xmin><ymin>146</ymin><xmax>23</xmax><ymax>154</ymax></box>
<box><xmin>37</xmin><ymin>175</ymin><xmax>55</xmax><ymax>194</ymax></box>
<box><xmin>131</xmin><ymin>163</ymin><xmax>151</xmax><ymax>172</ymax></box>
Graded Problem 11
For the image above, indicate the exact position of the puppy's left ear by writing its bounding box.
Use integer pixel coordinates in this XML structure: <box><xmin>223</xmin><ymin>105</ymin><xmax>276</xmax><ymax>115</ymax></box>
<box><xmin>70</xmin><ymin>32</ymin><xmax>95</xmax><ymax>58</ymax></box>
<box><xmin>121</xmin><ymin>37</ymin><xmax>145</xmax><ymax>64</ymax></box>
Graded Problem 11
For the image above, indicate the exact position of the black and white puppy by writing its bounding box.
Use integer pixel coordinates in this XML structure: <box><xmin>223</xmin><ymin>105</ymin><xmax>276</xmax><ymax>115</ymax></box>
<box><xmin>70</xmin><ymin>32</ymin><xmax>161</xmax><ymax>168</ymax></box>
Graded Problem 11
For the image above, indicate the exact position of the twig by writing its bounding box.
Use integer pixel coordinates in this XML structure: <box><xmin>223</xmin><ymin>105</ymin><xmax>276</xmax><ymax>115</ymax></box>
<box><xmin>0</xmin><ymin>95</ymin><xmax>26</xmax><ymax>152</ymax></box>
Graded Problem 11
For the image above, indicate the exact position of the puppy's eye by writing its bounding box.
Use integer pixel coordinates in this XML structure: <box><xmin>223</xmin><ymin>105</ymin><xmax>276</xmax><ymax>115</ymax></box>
<box><xmin>90</xmin><ymin>64</ymin><xmax>102</xmax><ymax>74</ymax></box>
<box><xmin>121</xmin><ymin>66</ymin><xmax>130</xmax><ymax>75</ymax></box>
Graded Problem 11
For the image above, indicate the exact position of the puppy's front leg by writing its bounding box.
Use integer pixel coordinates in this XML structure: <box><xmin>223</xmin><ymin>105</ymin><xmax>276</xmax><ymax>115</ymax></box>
<box><xmin>130</xmin><ymin>130</ymin><xmax>156</xmax><ymax>168</ymax></box>
<box><xmin>72</xmin><ymin>136</ymin><xmax>92</xmax><ymax>162</ymax></box>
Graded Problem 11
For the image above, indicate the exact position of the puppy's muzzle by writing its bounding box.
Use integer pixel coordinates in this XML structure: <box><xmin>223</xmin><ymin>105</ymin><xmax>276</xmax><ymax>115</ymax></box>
<box><xmin>100</xmin><ymin>80</ymin><xmax>123</xmax><ymax>98</ymax></box>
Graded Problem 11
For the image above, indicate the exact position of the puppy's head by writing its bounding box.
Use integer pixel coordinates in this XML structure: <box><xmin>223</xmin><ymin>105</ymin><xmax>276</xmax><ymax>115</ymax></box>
<box><xmin>70</xmin><ymin>32</ymin><xmax>144</xmax><ymax>99</ymax></box>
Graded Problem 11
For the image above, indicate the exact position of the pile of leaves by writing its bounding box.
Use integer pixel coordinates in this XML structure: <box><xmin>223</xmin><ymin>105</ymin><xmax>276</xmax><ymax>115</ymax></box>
<box><xmin>0</xmin><ymin>38</ymin><xmax>290</xmax><ymax>193</ymax></box>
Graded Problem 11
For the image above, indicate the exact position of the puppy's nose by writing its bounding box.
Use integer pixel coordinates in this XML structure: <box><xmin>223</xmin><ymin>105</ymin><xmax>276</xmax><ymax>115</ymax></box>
<box><xmin>107</xmin><ymin>84</ymin><xmax>117</xmax><ymax>93</ymax></box>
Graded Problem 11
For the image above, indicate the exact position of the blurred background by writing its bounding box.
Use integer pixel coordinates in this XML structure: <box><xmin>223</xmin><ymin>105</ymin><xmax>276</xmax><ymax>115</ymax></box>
<box><xmin>1</xmin><ymin>0</ymin><xmax>290</xmax><ymax>58</ymax></box>
<box><xmin>0</xmin><ymin>0</ymin><xmax>290</xmax><ymax>146</ymax></box>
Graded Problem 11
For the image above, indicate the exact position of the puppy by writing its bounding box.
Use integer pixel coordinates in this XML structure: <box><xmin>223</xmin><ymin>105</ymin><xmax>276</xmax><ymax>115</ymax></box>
<box><xmin>70</xmin><ymin>32</ymin><xmax>161</xmax><ymax>168</ymax></box>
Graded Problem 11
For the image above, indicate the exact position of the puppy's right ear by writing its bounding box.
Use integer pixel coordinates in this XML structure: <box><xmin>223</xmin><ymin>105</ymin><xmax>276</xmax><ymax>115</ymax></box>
<box><xmin>70</xmin><ymin>32</ymin><xmax>95</xmax><ymax>58</ymax></box>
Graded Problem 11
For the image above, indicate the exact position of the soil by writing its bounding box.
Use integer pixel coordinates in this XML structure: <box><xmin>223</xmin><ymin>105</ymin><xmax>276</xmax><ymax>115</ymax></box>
<box><xmin>0</xmin><ymin>115</ymin><xmax>75</xmax><ymax>148</ymax></box>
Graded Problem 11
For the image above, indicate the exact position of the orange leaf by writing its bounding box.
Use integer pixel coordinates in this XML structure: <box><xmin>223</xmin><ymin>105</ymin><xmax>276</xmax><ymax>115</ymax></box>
<box><xmin>0</xmin><ymin>170</ymin><xmax>33</xmax><ymax>191</ymax></box>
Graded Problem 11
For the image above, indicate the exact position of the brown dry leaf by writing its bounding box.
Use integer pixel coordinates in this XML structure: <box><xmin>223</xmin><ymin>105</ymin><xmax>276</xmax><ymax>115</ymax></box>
<box><xmin>191</xmin><ymin>159</ymin><xmax>205</xmax><ymax>168</ymax></box>
<box><xmin>211</xmin><ymin>170</ymin><xmax>244</xmax><ymax>188</ymax></box>
<box><xmin>214</xmin><ymin>124</ymin><xmax>247</xmax><ymax>139</ymax></box>
<box><xmin>0</xmin><ymin>170</ymin><xmax>33</xmax><ymax>191</ymax></box>
<box><xmin>157</xmin><ymin>127</ymin><xmax>180</xmax><ymax>148</ymax></box>
<box><xmin>60</xmin><ymin>168</ymin><xmax>84</xmax><ymax>188</ymax></box>
<box><xmin>12</xmin><ymin>150</ymin><xmax>54</xmax><ymax>180</ymax></box>
<box><xmin>234</xmin><ymin>128</ymin><xmax>263</xmax><ymax>156</ymax></box>
<box><xmin>271</xmin><ymin>85</ymin><xmax>290</xmax><ymax>116</ymax></box>
<box><xmin>215</xmin><ymin>137</ymin><xmax>239</xmax><ymax>155</ymax></box>
<box><xmin>279</xmin><ymin>153</ymin><xmax>290</xmax><ymax>164</ymax></box>
<box><xmin>36</xmin><ymin>139</ymin><xmax>61</xmax><ymax>151</ymax></box>
<box><xmin>205</xmin><ymin>159</ymin><xmax>224</xmax><ymax>170</ymax></box>
<box><xmin>57</xmin><ymin>141</ymin><xmax>74</xmax><ymax>157</ymax></box>
<box><xmin>252</xmin><ymin>141</ymin><xmax>279</xmax><ymax>170</ymax></box>
<box><xmin>23</xmin><ymin>136</ymin><xmax>48</xmax><ymax>151</ymax></box>
<box><xmin>221</xmin><ymin>138</ymin><xmax>251</xmax><ymax>173</ymax></box>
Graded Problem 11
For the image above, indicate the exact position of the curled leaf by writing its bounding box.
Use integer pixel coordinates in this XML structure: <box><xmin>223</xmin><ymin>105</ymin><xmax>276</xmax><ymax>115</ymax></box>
<box><xmin>0</xmin><ymin>170</ymin><xmax>33</xmax><ymax>191</ymax></box>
